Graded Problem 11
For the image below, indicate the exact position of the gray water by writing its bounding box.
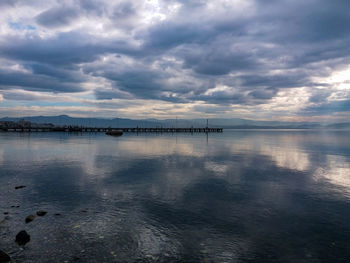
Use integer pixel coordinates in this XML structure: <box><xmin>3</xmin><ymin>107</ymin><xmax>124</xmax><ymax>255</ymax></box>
<box><xmin>0</xmin><ymin>130</ymin><xmax>350</xmax><ymax>262</ymax></box>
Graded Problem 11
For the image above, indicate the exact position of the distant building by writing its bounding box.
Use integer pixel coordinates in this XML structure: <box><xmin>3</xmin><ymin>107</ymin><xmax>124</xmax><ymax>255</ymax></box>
<box><xmin>0</xmin><ymin>120</ymin><xmax>55</xmax><ymax>129</ymax></box>
<box><xmin>18</xmin><ymin>119</ymin><xmax>32</xmax><ymax>127</ymax></box>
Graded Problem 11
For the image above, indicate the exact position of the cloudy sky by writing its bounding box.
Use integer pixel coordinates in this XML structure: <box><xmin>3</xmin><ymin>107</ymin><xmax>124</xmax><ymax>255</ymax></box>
<box><xmin>0</xmin><ymin>0</ymin><xmax>350</xmax><ymax>121</ymax></box>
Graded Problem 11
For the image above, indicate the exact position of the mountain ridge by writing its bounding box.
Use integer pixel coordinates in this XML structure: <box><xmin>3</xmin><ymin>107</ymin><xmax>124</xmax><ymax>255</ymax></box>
<box><xmin>1</xmin><ymin>115</ymin><xmax>349</xmax><ymax>129</ymax></box>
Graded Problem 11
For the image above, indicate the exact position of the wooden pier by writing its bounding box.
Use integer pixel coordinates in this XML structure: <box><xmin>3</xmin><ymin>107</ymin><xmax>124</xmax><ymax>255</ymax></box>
<box><xmin>0</xmin><ymin>127</ymin><xmax>223</xmax><ymax>133</ymax></box>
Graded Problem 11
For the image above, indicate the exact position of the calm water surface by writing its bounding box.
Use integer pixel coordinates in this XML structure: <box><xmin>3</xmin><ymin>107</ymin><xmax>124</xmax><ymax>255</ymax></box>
<box><xmin>0</xmin><ymin>131</ymin><xmax>350</xmax><ymax>262</ymax></box>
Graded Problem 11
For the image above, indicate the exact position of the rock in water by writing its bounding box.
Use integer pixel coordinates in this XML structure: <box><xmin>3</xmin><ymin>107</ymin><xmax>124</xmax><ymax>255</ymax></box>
<box><xmin>25</xmin><ymin>214</ymin><xmax>36</xmax><ymax>223</ymax></box>
<box><xmin>15</xmin><ymin>230</ymin><xmax>30</xmax><ymax>246</ymax></box>
<box><xmin>0</xmin><ymin>250</ymin><xmax>11</xmax><ymax>262</ymax></box>
<box><xmin>36</xmin><ymin>210</ymin><xmax>47</xmax><ymax>216</ymax></box>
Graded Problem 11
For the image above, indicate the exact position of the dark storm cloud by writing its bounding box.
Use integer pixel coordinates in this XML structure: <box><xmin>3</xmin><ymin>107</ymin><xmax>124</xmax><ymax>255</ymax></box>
<box><xmin>196</xmin><ymin>93</ymin><xmax>248</xmax><ymax>105</ymax></box>
<box><xmin>108</xmin><ymin>71</ymin><xmax>163</xmax><ymax>95</ymax></box>
<box><xmin>142</xmin><ymin>14</ymin><xmax>246</xmax><ymax>53</ymax></box>
<box><xmin>237</xmin><ymin>72</ymin><xmax>312</xmax><ymax>89</ymax></box>
<box><xmin>92</xmin><ymin>68</ymin><xmax>190</xmax><ymax>103</ymax></box>
<box><xmin>76</xmin><ymin>0</ymin><xmax>106</xmax><ymax>16</ymax></box>
<box><xmin>94</xmin><ymin>89</ymin><xmax>133</xmax><ymax>100</ymax></box>
<box><xmin>0</xmin><ymin>67</ymin><xmax>83</xmax><ymax>93</ymax></box>
<box><xmin>1</xmin><ymin>0</ymin><xmax>350</xmax><ymax>116</ymax></box>
<box><xmin>0</xmin><ymin>0</ymin><xmax>18</xmax><ymax>6</ymax></box>
<box><xmin>304</xmin><ymin>100</ymin><xmax>350</xmax><ymax>115</ymax></box>
<box><xmin>36</xmin><ymin>6</ymin><xmax>79</xmax><ymax>28</ymax></box>
<box><xmin>0</xmin><ymin>31</ymin><xmax>138</xmax><ymax>66</ymax></box>
<box><xmin>254</xmin><ymin>0</ymin><xmax>350</xmax><ymax>42</ymax></box>
<box><xmin>308</xmin><ymin>90</ymin><xmax>332</xmax><ymax>103</ymax></box>
<box><xmin>112</xmin><ymin>2</ymin><xmax>137</xmax><ymax>19</ymax></box>
<box><xmin>178</xmin><ymin>41</ymin><xmax>259</xmax><ymax>76</ymax></box>
<box><xmin>144</xmin><ymin>23</ymin><xmax>211</xmax><ymax>50</ymax></box>
<box><xmin>248</xmin><ymin>89</ymin><xmax>277</xmax><ymax>100</ymax></box>
<box><xmin>85</xmin><ymin>62</ymin><xmax>167</xmax><ymax>96</ymax></box>
<box><xmin>28</xmin><ymin>63</ymin><xmax>86</xmax><ymax>82</ymax></box>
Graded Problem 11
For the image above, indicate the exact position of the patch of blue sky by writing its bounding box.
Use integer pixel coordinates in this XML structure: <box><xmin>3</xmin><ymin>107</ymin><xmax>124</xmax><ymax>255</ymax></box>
<box><xmin>27</xmin><ymin>25</ymin><xmax>36</xmax><ymax>30</ymax></box>
<box><xmin>0</xmin><ymin>101</ymin><xmax>15</xmax><ymax>107</ymax></box>
<box><xmin>9</xmin><ymin>22</ymin><xmax>36</xmax><ymax>31</ymax></box>
<box><xmin>78</xmin><ymin>94</ymin><xmax>96</xmax><ymax>100</ymax></box>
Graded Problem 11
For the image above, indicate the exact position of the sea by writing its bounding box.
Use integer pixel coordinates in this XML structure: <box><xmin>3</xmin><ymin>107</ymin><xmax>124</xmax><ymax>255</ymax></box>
<box><xmin>0</xmin><ymin>130</ymin><xmax>350</xmax><ymax>262</ymax></box>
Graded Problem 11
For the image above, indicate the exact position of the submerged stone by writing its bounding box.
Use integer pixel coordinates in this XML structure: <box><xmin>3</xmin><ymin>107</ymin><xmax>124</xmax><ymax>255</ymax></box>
<box><xmin>36</xmin><ymin>210</ymin><xmax>47</xmax><ymax>216</ymax></box>
<box><xmin>15</xmin><ymin>230</ymin><xmax>30</xmax><ymax>246</ymax></box>
<box><xmin>0</xmin><ymin>250</ymin><xmax>11</xmax><ymax>262</ymax></box>
<box><xmin>25</xmin><ymin>214</ymin><xmax>36</xmax><ymax>223</ymax></box>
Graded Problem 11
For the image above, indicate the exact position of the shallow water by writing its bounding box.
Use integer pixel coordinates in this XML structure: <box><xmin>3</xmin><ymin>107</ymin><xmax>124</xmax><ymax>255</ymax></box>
<box><xmin>0</xmin><ymin>130</ymin><xmax>350</xmax><ymax>262</ymax></box>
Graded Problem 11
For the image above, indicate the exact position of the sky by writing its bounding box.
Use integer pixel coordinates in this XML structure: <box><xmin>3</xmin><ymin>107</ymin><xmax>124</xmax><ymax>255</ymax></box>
<box><xmin>0</xmin><ymin>0</ymin><xmax>350</xmax><ymax>121</ymax></box>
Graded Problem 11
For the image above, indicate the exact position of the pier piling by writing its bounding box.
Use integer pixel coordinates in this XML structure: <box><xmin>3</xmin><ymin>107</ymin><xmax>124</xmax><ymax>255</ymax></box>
<box><xmin>0</xmin><ymin>126</ymin><xmax>223</xmax><ymax>133</ymax></box>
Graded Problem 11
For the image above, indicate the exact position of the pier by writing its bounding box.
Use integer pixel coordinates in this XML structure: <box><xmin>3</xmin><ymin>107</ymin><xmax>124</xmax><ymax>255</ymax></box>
<box><xmin>0</xmin><ymin>126</ymin><xmax>223</xmax><ymax>133</ymax></box>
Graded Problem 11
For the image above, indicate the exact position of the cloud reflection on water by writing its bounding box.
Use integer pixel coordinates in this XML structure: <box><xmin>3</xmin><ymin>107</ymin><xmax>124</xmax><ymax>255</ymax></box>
<box><xmin>0</xmin><ymin>131</ymin><xmax>350</xmax><ymax>262</ymax></box>
<box><xmin>314</xmin><ymin>155</ymin><xmax>350</xmax><ymax>196</ymax></box>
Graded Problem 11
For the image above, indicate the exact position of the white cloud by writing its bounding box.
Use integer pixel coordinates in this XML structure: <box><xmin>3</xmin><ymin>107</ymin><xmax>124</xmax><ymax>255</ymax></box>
<box><xmin>1</xmin><ymin>0</ymin><xmax>350</xmax><ymax>120</ymax></box>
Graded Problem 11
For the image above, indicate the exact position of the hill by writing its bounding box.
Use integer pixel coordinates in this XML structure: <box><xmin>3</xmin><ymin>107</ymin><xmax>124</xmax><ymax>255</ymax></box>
<box><xmin>1</xmin><ymin>115</ymin><xmax>349</xmax><ymax>129</ymax></box>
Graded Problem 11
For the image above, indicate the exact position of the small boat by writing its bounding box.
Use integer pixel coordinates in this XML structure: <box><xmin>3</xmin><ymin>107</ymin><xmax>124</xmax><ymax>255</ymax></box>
<box><xmin>52</xmin><ymin>127</ymin><xmax>66</xmax><ymax>132</ymax></box>
<box><xmin>68</xmin><ymin>127</ymin><xmax>83</xmax><ymax>132</ymax></box>
<box><xmin>106</xmin><ymin>130</ymin><xmax>123</xmax><ymax>136</ymax></box>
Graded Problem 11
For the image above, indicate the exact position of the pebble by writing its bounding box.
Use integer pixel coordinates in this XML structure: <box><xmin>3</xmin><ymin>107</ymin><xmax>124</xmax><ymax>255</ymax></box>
<box><xmin>0</xmin><ymin>250</ymin><xmax>11</xmax><ymax>263</ymax></box>
<box><xmin>15</xmin><ymin>230</ymin><xmax>31</xmax><ymax>246</ymax></box>
<box><xmin>36</xmin><ymin>210</ymin><xmax>47</xmax><ymax>217</ymax></box>
<box><xmin>25</xmin><ymin>214</ymin><xmax>36</xmax><ymax>223</ymax></box>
